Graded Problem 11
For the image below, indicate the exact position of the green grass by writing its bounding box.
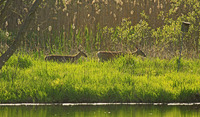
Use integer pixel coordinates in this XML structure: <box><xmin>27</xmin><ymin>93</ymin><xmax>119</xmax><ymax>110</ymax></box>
<box><xmin>0</xmin><ymin>54</ymin><xmax>200</xmax><ymax>103</ymax></box>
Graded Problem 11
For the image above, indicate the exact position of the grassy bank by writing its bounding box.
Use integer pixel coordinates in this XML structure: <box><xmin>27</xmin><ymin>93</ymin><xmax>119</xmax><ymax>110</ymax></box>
<box><xmin>0</xmin><ymin>54</ymin><xmax>200</xmax><ymax>103</ymax></box>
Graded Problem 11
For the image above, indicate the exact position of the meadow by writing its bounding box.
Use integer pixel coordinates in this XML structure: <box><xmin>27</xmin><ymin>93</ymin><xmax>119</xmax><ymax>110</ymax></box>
<box><xmin>0</xmin><ymin>53</ymin><xmax>200</xmax><ymax>103</ymax></box>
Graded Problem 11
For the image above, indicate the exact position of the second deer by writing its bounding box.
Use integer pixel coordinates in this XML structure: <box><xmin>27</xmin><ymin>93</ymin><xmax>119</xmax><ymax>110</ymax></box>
<box><xmin>97</xmin><ymin>47</ymin><xmax>146</xmax><ymax>62</ymax></box>
<box><xmin>45</xmin><ymin>49</ymin><xmax>87</xmax><ymax>62</ymax></box>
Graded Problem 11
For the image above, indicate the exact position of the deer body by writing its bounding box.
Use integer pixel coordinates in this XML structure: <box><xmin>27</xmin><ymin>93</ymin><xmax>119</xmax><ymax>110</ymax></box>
<box><xmin>97</xmin><ymin>51</ymin><xmax>123</xmax><ymax>62</ymax></box>
<box><xmin>45</xmin><ymin>49</ymin><xmax>87</xmax><ymax>62</ymax></box>
<box><xmin>97</xmin><ymin>47</ymin><xmax>146</xmax><ymax>62</ymax></box>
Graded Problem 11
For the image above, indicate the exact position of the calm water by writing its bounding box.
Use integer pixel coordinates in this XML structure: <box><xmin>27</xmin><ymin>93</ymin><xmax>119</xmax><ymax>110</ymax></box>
<box><xmin>0</xmin><ymin>104</ymin><xmax>200</xmax><ymax>117</ymax></box>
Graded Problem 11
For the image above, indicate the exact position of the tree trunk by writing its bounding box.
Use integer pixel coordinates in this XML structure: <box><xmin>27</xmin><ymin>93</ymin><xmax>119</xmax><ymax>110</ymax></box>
<box><xmin>0</xmin><ymin>0</ymin><xmax>43</xmax><ymax>70</ymax></box>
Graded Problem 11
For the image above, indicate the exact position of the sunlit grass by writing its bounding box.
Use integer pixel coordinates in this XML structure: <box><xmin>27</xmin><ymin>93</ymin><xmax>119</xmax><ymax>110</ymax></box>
<box><xmin>0</xmin><ymin>54</ymin><xmax>200</xmax><ymax>103</ymax></box>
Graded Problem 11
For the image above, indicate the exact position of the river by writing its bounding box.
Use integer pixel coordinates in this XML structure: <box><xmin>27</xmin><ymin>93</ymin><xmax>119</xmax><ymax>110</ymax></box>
<box><xmin>0</xmin><ymin>103</ymin><xmax>200</xmax><ymax>117</ymax></box>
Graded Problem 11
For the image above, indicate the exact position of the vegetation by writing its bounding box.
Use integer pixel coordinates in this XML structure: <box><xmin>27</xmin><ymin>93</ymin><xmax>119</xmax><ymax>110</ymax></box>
<box><xmin>0</xmin><ymin>0</ymin><xmax>200</xmax><ymax>103</ymax></box>
<box><xmin>0</xmin><ymin>0</ymin><xmax>199</xmax><ymax>58</ymax></box>
<box><xmin>0</xmin><ymin>54</ymin><xmax>200</xmax><ymax>103</ymax></box>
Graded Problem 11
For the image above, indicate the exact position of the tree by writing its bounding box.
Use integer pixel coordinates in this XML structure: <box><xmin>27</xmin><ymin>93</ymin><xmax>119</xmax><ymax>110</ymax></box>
<box><xmin>170</xmin><ymin>0</ymin><xmax>200</xmax><ymax>56</ymax></box>
<box><xmin>0</xmin><ymin>0</ymin><xmax>43</xmax><ymax>69</ymax></box>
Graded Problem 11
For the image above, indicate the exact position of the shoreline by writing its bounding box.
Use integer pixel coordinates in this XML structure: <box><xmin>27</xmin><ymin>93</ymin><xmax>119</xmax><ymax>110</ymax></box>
<box><xmin>1</xmin><ymin>102</ymin><xmax>200</xmax><ymax>106</ymax></box>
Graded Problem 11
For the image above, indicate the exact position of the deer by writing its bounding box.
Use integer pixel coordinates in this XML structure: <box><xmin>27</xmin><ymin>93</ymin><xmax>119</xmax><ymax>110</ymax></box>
<box><xmin>97</xmin><ymin>47</ymin><xmax>146</xmax><ymax>62</ymax></box>
<box><xmin>45</xmin><ymin>49</ymin><xmax>87</xmax><ymax>62</ymax></box>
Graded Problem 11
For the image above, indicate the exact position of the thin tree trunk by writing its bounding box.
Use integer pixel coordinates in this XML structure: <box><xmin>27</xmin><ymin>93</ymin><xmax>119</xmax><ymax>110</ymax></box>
<box><xmin>0</xmin><ymin>0</ymin><xmax>43</xmax><ymax>70</ymax></box>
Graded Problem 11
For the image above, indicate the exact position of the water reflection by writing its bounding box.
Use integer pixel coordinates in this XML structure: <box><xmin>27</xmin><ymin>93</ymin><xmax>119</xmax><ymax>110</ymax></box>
<box><xmin>1</xmin><ymin>105</ymin><xmax>200</xmax><ymax>117</ymax></box>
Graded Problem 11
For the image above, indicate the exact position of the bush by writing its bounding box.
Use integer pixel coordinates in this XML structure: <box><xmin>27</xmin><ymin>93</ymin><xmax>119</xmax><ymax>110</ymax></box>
<box><xmin>6</xmin><ymin>54</ymin><xmax>32</xmax><ymax>69</ymax></box>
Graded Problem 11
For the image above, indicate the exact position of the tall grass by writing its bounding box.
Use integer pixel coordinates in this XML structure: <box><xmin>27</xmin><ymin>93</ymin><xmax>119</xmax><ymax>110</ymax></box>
<box><xmin>0</xmin><ymin>54</ymin><xmax>200</xmax><ymax>103</ymax></box>
<box><xmin>1</xmin><ymin>16</ymin><xmax>199</xmax><ymax>59</ymax></box>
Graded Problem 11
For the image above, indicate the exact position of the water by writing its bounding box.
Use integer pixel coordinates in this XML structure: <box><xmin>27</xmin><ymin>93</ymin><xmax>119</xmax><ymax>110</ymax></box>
<box><xmin>1</xmin><ymin>103</ymin><xmax>200</xmax><ymax>117</ymax></box>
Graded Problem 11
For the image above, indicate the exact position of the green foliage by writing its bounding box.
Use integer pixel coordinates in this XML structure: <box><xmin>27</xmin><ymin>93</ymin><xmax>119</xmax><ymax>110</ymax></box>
<box><xmin>6</xmin><ymin>54</ymin><xmax>32</xmax><ymax>69</ymax></box>
<box><xmin>131</xmin><ymin>20</ymin><xmax>151</xmax><ymax>46</ymax></box>
<box><xmin>0</xmin><ymin>54</ymin><xmax>200</xmax><ymax>103</ymax></box>
<box><xmin>101</xmin><ymin>18</ymin><xmax>151</xmax><ymax>50</ymax></box>
<box><xmin>153</xmin><ymin>19</ymin><xmax>182</xmax><ymax>45</ymax></box>
<box><xmin>1</xmin><ymin>0</ymin><xmax>199</xmax><ymax>59</ymax></box>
